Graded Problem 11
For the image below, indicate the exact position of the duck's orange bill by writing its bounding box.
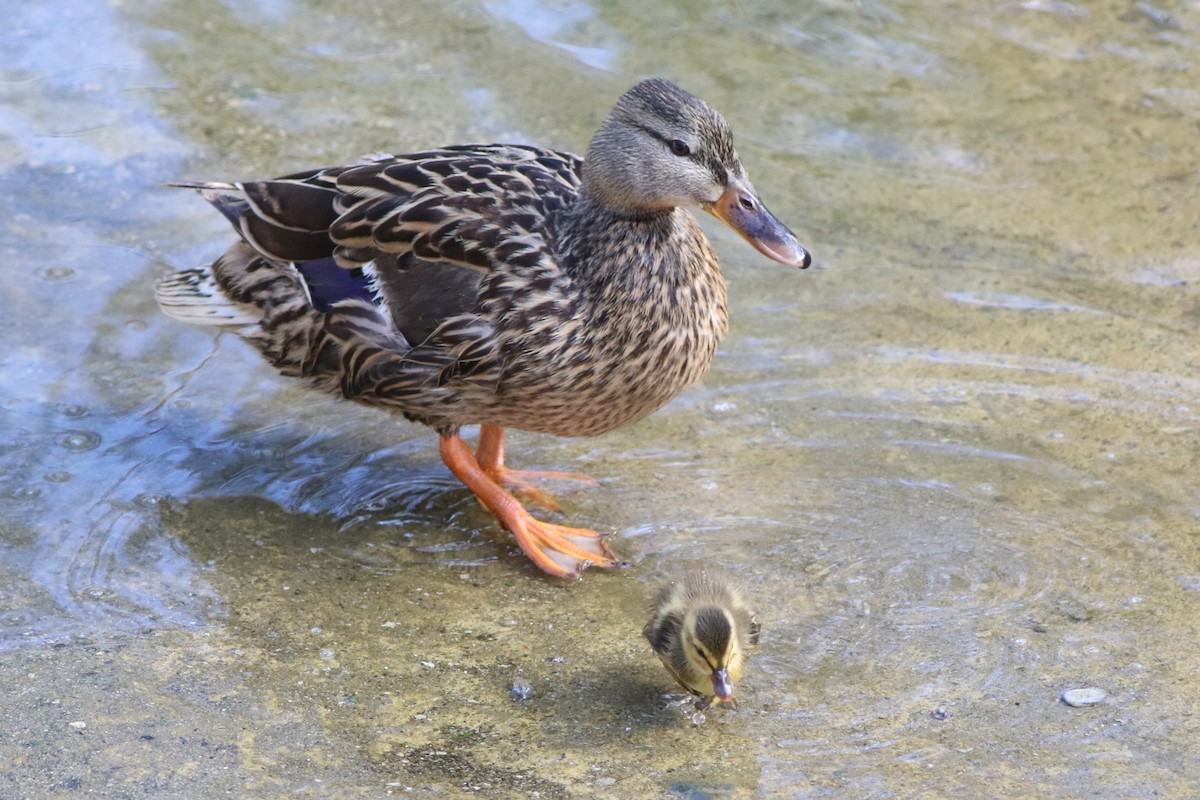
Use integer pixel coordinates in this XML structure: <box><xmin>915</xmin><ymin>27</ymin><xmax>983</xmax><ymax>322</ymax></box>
<box><xmin>705</xmin><ymin>177</ymin><xmax>811</xmax><ymax>269</ymax></box>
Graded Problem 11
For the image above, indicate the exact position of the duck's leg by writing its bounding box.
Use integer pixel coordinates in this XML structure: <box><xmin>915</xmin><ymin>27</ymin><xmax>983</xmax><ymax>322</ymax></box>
<box><xmin>475</xmin><ymin>424</ymin><xmax>599</xmax><ymax>512</ymax></box>
<box><xmin>440</xmin><ymin>433</ymin><xmax>618</xmax><ymax>579</ymax></box>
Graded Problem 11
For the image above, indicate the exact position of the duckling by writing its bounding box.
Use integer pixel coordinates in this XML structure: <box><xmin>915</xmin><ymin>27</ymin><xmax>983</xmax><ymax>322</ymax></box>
<box><xmin>643</xmin><ymin>570</ymin><xmax>760</xmax><ymax>710</ymax></box>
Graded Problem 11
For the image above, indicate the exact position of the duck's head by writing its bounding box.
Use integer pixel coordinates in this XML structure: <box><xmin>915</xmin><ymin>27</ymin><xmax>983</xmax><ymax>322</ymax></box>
<box><xmin>679</xmin><ymin>604</ymin><xmax>747</xmax><ymax>704</ymax></box>
<box><xmin>582</xmin><ymin>77</ymin><xmax>811</xmax><ymax>269</ymax></box>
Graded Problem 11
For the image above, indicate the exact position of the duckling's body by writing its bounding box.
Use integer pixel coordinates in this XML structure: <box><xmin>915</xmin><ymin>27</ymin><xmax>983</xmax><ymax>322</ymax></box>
<box><xmin>643</xmin><ymin>570</ymin><xmax>760</xmax><ymax>709</ymax></box>
<box><xmin>157</xmin><ymin>79</ymin><xmax>810</xmax><ymax>579</ymax></box>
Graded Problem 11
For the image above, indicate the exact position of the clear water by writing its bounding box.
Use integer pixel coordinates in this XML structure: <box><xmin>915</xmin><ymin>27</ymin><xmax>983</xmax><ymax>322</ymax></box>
<box><xmin>2</xmin><ymin>1</ymin><xmax>1198</xmax><ymax>797</ymax></box>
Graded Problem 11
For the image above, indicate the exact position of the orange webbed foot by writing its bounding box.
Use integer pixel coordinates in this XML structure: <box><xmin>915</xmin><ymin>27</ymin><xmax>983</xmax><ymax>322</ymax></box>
<box><xmin>474</xmin><ymin>425</ymin><xmax>599</xmax><ymax>512</ymax></box>
<box><xmin>440</xmin><ymin>431</ymin><xmax>619</xmax><ymax>579</ymax></box>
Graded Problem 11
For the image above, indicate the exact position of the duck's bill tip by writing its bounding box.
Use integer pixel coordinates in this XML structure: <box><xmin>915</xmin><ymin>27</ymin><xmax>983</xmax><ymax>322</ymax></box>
<box><xmin>711</xmin><ymin>668</ymin><xmax>734</xmax><ymax>700</ymax></box>
<box><xmin>754</xmin><ymin>236</ymin><xmax>812</xmax><ymax>269</ymax></box>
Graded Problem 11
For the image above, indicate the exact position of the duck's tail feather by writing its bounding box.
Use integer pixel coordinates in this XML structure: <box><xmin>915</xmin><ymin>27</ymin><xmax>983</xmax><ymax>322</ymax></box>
<box><xmin>157</xmin><ymin>242</ymin><xmax>320</xmax><ymax>372</ymax></box>
<box><xmin>169</xmin><ymin>181</ymin><xmax>249</xmax><ymax>229</ymax></box>
<box><xmin>154</xmin><ymin>267</ymin><xmax>262</xmax><ymax>327</ymax></box>
<box><xmin>156</xmin><ymin>242</ymin><xmax>409</xmax><ymax>391</ymax></box>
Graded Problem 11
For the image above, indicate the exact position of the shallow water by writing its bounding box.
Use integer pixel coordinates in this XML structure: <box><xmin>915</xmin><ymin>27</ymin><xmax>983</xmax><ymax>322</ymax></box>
<box><xmin>2</xmin><ymin>0</ymin><xmax>1199</xmax><ymax>797</ymax></box>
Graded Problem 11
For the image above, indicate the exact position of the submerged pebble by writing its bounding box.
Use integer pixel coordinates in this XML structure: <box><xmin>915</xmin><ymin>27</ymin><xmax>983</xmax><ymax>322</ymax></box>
<box><xmin>1061</xmin><ymin>687</ymin><xmax>1108</xmax><ymax>707</ymax></box>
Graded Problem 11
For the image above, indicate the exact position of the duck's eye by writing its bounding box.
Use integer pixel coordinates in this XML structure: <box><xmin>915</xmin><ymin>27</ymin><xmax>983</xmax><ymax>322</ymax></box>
<box><xmin>668</xmin><ymin>139</ymin><xmax>691</xmax><ymax>157</ymax></box>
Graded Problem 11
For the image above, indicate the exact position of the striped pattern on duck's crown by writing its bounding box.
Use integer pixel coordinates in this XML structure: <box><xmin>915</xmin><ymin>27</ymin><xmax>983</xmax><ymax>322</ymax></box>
<box><xmin>582</xmin><ymin>79</ymin><xmax>745</xmax><ymax>215</ymax></box>
<box><xmin>610</xmin><ymin>78</ymin><xmax>738</xmax><ymax>177</ymax></box>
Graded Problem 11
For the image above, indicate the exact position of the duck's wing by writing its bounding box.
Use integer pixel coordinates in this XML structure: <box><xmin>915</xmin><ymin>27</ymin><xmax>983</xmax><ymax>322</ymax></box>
<box><xmin>175</xmin><ymin>146</ymin><xmax>584</xmax><ymax>395</ymax></box>
<box><xmin>328</xmin><ymin>145</ymin><xmax>583</xmax><ymax>274</ymax></box>
<box><xmin>192</xmin><ymin>145</ymin><xmax>581</xmax><ymax>272</ymax></box>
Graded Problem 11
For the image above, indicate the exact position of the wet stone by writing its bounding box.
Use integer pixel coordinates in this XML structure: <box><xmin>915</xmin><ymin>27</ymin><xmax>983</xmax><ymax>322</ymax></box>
<box><xmin>1061</xmin><ymin>687</ymin><xmax>1108</xmax><ymax>707</ymax></box>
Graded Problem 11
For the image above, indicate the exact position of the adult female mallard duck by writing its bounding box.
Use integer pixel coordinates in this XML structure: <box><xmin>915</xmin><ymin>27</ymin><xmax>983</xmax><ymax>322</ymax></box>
<box><xmin>643</xmin><ymin>570</ymin><xmax>761</xmax><ymax>710</ymax></box>
<box><xmin>156</xmin><ymin>78</ymin><xmax>810</xmax><ymax>579</ymax></box>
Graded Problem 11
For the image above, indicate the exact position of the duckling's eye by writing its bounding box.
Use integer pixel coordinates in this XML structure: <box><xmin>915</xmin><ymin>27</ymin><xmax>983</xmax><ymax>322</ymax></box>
<box><xmin>668</xmin><ymin>139</ymin><xmax>691</xmax><ymax>157</ymax></box>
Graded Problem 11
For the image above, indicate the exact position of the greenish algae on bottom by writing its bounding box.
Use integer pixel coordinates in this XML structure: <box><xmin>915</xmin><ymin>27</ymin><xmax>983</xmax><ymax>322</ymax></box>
<box><xmin>1</xmin><ymin>495</ymin><xmax>760</xmax><ymax>798</ymax></box>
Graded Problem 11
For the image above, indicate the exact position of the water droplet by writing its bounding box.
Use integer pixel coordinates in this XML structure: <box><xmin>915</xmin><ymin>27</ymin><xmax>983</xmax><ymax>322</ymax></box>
<box><xmin>41</xmin><ymin>266</ymin><xmax>76</xmax><ymax>282</ymax></box>
<box><xmin>57</xmin><ymin>431</ymin><xmax>100</xmax><ymax>452</ymax></box>
<box><xmin>125</xmin><ymin>319</ymin><xmax>149</xmax><ymax>332</ymax></box>
<box><xmin>319</xmin><ymin>648</ymin><xmax>335</xmax><ymax>660</ymax></box>
<box><xmin>690</xmin><ymin>711</ymin><xmax>707</xmax><ymax>725</ymax></box>
<box><xmin>43</xmin><ymin>471</ymin><xmax>73</xmax><ymax>483</ymax></box>
<box><xmin>510</xmin><ymin>679</ymin><xmax>534</xmax><ymax>701</ymax></box>
<box><xmin>10</xmin><ymin>486</ymin><xmax>41</xmax><ymax>499</ymax></box>
<box><xmin>134</xmin><ymin>493</ymin><xmax>166</xmax><ymax>508</ymax></box>
<box><xmin>57</xmin><ymin>403</ymin><xmax>89</xmax><ymax>418</ymax></box>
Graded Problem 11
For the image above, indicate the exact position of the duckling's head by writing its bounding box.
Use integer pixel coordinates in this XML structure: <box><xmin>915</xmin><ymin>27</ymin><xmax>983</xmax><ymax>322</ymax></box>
<box><xmin>681</xmin><ymin>604</ymin><xmax>745</xmax><ymax>703</ymax></box>
<box><xmin>582</xmin><ymin>77</ymin><xmax>810</xmax><ymax>269</ymax></box>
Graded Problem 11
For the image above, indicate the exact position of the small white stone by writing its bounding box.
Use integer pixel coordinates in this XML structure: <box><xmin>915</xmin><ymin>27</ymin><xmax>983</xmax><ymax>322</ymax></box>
<box><xmin>69</xmin><ymin>721</ymin><xmax>86</xmax><ymax>730</ymax></box>
<box><xmin>1061</xmin><ymin>687</ymin><xmax>1108</xmax><ymax>707</ymax></box>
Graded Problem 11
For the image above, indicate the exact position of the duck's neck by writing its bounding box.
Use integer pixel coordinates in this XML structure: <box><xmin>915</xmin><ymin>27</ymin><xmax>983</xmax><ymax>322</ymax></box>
<box><xmin>557</xmin><ymin>189</ymin><xmax>694</xmax><ymax>291</ymax></box>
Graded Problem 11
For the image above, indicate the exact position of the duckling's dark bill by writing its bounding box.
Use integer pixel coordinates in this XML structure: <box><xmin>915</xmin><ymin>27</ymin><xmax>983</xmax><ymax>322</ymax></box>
<box><xmin>712</xmin><ymin>668</ymin><xmax>734</xmax><ymax>700</ymax></box>
<box><xmin>705</xmin><ymin>178</ymin><xmax>811</xmax><ymax>269</ymax></box>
